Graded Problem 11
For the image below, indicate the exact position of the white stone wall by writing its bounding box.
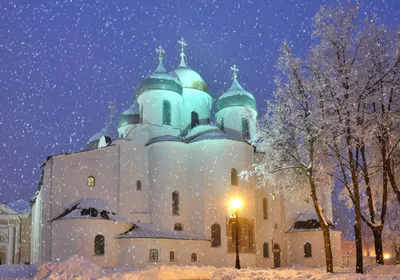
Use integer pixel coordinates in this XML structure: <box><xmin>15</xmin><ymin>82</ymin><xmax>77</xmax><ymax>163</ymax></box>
<box><xmin>180</xmin><ymin>89</ymin><xmax>213</xmax><ymax>130</ymax></box>
<box><xmin>215</xmin><ymin>107</ymin><xmax>257</xmax><ymax>138</ymax></box>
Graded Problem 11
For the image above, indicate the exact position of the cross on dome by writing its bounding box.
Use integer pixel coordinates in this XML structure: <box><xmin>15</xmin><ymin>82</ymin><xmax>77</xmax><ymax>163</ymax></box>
<box><xmin>108</xmin><ymin>101</ymin><xmax>115</xmax><ymax>122</ymax></box>
<box><xmin>230</xmin><ymin>64</ymin><xmax>239</xmax><ymax>80</ymax></box>
<box><xmin>155</xmin><ymin>45</ymin><xmax>166</xmax><ymax>61</ymax></box>
<box><xmin>178</xmin><ymin>37</ymin><xmax>188</xmax><ymax>67</ymax></box>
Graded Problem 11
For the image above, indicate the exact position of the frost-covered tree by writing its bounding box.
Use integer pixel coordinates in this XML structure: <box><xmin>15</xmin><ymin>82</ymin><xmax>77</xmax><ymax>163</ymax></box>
<box><xmin>252</xmin><ymin>42</ymin><xmax>335</xmax><ymax>273</ymax></box>
<box><xmin>309</xmin><ymin>4</ymin><xmax>400</xmax><ymax>269</ymax></box>
<box><xmin>384</xmin><ymin>205</ymin><xmax>400</xmax><ymax>264</ymax></box>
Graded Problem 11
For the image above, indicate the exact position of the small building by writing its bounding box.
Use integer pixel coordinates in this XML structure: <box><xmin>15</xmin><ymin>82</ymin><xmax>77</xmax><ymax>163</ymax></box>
<box><xmin>0</xmin><ymin>200</ymin><xmax>31</xmax><ymax>265</ymax></box>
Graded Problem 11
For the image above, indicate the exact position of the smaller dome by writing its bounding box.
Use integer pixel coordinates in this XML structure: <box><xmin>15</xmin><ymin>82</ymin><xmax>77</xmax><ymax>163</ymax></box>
<box><xmin>137</xmin><ymin>60</ymin><xmax>182</xmax><ymax>96</ymax></box>
<box><xmin>87</xmin><ymin>122</ymin><xmax>117</xmax><ymax>150</ymax></box>
<box><xmin>216</xmin><ymin>79</ymin><xmax>257</xmax><ymax>112</ymax></box>
<box><xmin>118</xmin><ymin>102</ymin><xmax>140</xmax><ymax>128</ymax></box>
<box><xmin>172</xmin><ymin>67</ymin><xmax>209</xmax><ymax>93</ymax></box>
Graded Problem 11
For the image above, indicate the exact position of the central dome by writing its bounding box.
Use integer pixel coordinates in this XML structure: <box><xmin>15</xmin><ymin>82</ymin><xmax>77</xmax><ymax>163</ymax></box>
<box><xmin>137</xmin><ymin>60</ymin><xmax>182</xmax><ymax>96</ymax></box>
<box><xmin>171</xmin><ymin>66</ymin><xmax>209</xmax><ymax>93</ymax></box>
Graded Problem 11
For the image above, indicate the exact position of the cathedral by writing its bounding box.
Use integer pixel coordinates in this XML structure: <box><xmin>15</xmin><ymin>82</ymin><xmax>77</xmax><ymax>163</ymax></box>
<box><xmin>30</xmin><ymin>38</ymin><xmax>342</xmax><ymax>268</ymax></box>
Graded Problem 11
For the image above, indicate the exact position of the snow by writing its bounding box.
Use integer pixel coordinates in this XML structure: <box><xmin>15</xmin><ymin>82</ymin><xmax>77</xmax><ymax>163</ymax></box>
<box><xmin>1</xmin><ymin>258</ymin><xmax>399</xmax><ymax>280</ymax></box>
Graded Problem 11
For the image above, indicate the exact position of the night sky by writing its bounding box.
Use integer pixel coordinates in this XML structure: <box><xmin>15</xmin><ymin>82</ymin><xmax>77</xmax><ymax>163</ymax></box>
<box><xmin>1</xmin><ymin>0</ymin><xmax>399</xmax><ymax>206</ymax></box>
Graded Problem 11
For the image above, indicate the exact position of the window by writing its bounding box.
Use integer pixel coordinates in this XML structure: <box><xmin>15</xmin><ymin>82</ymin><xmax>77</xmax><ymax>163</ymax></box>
<box><xmin>149</xmin><ymin>249</ymin><xmax>159</xmax><ymax>261</ymax></box>
<box><xmin>174</xmin><ymin>223</ymin><xmax>183</xmax><ymax>231</ymax></box>
<box><xmin>248</xmin><ymin>223</ymin><xmax>255</xmax><ymax>249</ymax></box>
<box><xmin>191</xmin><ymin>253</ymin><xmax>197</xmax><ymax>262</ymax></box>
<box><xmin>231</xmin><ymin>168</ymin><xmax>238</xmax><ymax>186</ymax></box>
<box><xmin>274</xmin><ymin>223</ymin><xmax>278</xmax><ymax>229</ymax></box>
<box><xmin>87</xmin><ymin>176</ymin><xmax>95</xmax><ymax>187</ymax></box>
<box><xmin>162</xmin><ymin>100</ymin><xmax>171</xmax><ymax>125</ymax></box>
<box><xmin>242</xmin><ymin>118</ymin><xmax>250</xmax><ymax>139</ymax></box>
<box><xmin>220</xmin><ymin>118</ymin><xmax>224</xmax><ymax>131</ymax></box>
<box><xmin>263</xmin><ymin>242</ymin><xmax>269</xmax><ymax>258</ymax></box>
<box><xmin>263</xmin><ymin>198</ymin><xmax>268</xmax><ymax>220</ymax></box>
<box><xmin>172</xmin><ymin>191</ymin><xmax>180</xmax><ymax>215</ymax></box>
<box><xmin>272</xmin><ymin>193</ymin><xmax>276</xmax><ymax>200</ymax></box>
<box><xmin>304</xmin><ymin>242</ymin><xmax>312</xmax><ymax>258</ymax></box>
<box><xmin>140</xmin><ymin>105</ymin><xmax>143</xmax><ymax>123</ymax></box>
<box><xmin>227</xmin><ymin>217</ymin><xmax>255</xmax><ymax>253</ymax></box>
<box><xmin>94</xmin><ymin>235</ymin><xmax>105</xmax><ymax>255</ymax></box>
<box><xmin>136</xmin><ymin>180</ymin><xmax>142</xmax><ymax>191</ymax></box>
<box><xmin>191</xmin><ymin>111</ymin><xmax>199</xmax><ymax>128</ymax></box>
<box><xmin>170</xmin><ymin>251</ymin><xmax>175</xmax><ymax>262</ymax></box>
<box><xmin>211</xmin><ymin>223</ymin><xmax>221</xmax><ymax>247</ymax></box>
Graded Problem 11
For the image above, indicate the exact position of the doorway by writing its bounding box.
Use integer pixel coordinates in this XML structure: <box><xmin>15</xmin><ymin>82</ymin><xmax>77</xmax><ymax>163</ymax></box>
<box><xmin>273</xmin><ymin>243</ymin><xmax>281</xmax><ymax>268</ymax></box>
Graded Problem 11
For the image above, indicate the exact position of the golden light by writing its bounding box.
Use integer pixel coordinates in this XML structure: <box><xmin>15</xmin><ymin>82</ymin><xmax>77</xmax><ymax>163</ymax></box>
<box><xmin>231</xmin><ymin>198</ymin><xmax>243</xmax><ymax>210</ymax></box>
<box><xmin>384</xmin><ymin>253</ymin><xmax>391</xmax><ymax>260</ymax></box>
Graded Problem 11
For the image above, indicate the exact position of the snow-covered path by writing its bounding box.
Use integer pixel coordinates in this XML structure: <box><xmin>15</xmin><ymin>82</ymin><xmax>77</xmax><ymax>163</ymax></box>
<box><xmin>0</xmin><ymin>256</ymin><xmax>399</xmax><ymax>280</ymax></box>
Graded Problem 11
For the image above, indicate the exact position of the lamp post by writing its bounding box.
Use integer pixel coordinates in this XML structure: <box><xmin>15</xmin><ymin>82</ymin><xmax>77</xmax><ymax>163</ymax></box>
<box><xmin>231</xmin><ymin>198</ymin><xmax>242</xmax><ymax>269</ymax></box>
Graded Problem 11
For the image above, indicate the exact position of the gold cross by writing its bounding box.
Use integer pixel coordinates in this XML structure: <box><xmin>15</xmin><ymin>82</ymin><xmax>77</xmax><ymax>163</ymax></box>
<box><xmin>155</xmin><ymin>45</ymin><xmax>165</xmax><ymax>61</ymax></box>
<box><xmin>178</xmin><ymin>37</ymin><xmax>187</xmax><ymax>58</ymax></box>
<box><xmin>108</xmin><ymin>101</ymin><xmax>115</xmax><ymax>121</ymax></box>
<box><xmin>230</xmin><ymin>64</ymin><xmax>239</xmax><ymax>80</ymax></box>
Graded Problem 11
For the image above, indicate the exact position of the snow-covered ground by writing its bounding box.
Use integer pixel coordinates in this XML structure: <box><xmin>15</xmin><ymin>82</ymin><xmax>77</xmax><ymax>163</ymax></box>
<box><xmin>0</xmin><ymin>256</ymin><xmax>399</xmax><ymax>280</ymax></box>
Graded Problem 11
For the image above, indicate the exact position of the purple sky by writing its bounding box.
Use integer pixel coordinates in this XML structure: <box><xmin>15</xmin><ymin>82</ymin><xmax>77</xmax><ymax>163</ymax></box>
<box><xmin>1</xmin><ymin>0</ymin><xmax>399</xmax><ymax>217</ymax></box>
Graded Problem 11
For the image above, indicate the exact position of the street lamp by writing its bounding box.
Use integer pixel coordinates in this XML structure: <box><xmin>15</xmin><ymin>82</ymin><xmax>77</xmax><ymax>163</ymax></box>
<box><xmin>231</xmin><ymin>198</ymin><xmax>242</xmax><ymax>269</ymax></box>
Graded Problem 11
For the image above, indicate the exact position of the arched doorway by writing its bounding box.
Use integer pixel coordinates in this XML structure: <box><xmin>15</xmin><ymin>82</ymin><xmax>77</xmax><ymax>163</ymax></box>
<box><xmin>273</xmin><ymin>243</ymin><xmax>281</xmax><ymax>268</ymax></box>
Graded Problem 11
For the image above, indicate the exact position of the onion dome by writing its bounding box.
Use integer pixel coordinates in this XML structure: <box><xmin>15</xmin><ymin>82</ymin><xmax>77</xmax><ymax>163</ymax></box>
<box><xmin>170</xmin><ymin>38</ymin><xmax>209</xmax><ymax>93</ymax></box>
<box><xmin>118</xmin><ymin>101</ymin><xmax>140</xmax><ymax>128</ymax></box>
<box><xmin>137</xmin><ymin>46</ymin><xmax>182</xmax><ymax>96</ymax></box>
<box><xmin>87</xmin><ymin>122</ymin><xmax>117</xmax><ymax>150</ymax></box>
<box><xmin>216</xmin><ymin>65</ymin><xmax>257</xmax><ymax>112</ymax></box>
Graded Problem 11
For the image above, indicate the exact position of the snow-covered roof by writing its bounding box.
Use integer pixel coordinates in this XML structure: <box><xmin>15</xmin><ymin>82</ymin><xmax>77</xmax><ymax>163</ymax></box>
<box><xmin>116</xmin><ymin>223</ymin><xmax>209</xmax><ymax>241</ymax></box>
<box><xmin>6</xmin><ymin>199</ymin><xmax>31</xmax><ymax>213</ymax></box>
<box><xmin>216</xmin><ymin>79</ymin><xmax>257</xmax><ymax>112</ymax></box>
<box><xmin>286</xmin><ymin>212</ymin><xmax>339</xmax><ymax>233</ymax></box>
<box><xmin>146</xmin><ymin>135</ymin><xmax>186</xmax><ymax>146</ymax></box>
<box><xmin>52</xmin><ymin>198</ymin><xmax>130</xmax><ymax>224</ymax></box>
<box><xmin>185</xmin><ymin>125</ymin><xmax>221</xmax><ymax>138</ymax></box>
<box><xmin>88</xmin><ymin>122</ymin><xmax>117</xmax><ymax>142</ymax></box>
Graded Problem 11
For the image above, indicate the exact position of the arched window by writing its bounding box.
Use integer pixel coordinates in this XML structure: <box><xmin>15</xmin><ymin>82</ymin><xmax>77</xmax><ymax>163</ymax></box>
<box><xmin>149</xmin><ymin>249</ymin><xmax>159</xmax><ymax>261</ymax></box>
<box><xmin>248</xmin><ymin>223</ymin><xmax>255</xmax><ymax>249</ymax></box>
<box><xmin>191</xmin><ymin>253</ymin><xmax>198</xmax><ymax>262</ymax></box>
<box><xmin>136</xmin><ymin>180</ymin><xmax>141</xmax><ymax>191</ymax></box>
<box><xmin>174</xmin><ymin>223</ymin><xmax>183</xmax><ymax>231</ymax></box>
<box><xmin>263</xmin><ymin>198</ymin><xmax>268</xmax><ymax>220</ymax></box>
<box><xmin>242</xmin><ymin>118</ymin><xmax>250</xmax><ymax>139</ymax></box>
<box><xmin>140</xmin><ymin>105</ymin><xmax>143</xmax><ymax>123</ymax></box>
<box><xmin>263</xmin><ymin>242</ymin><xmax>269</xmax><ymax>258</ymax></box>
<box><xmin>94</xmin><ymin>235</ymin><xmax>105</xmax><ymax>255</ymax></box>
<box><xmin>211</xmin><ymin>223</ymin><xmax>221</xmax><ymax>247</ymax></box>
<box><xmin>304</xmin><ymin>242</ymin><xmax>312</xmax><ymax>258</ymax></box>
<box><xmin>220</xmin><ymin>118</ymin><xmax>224</xmax><ymax>131</ymax></box>
<box><xmin>172</xmin><ymin>191</ymin><xmax>180</xmax><ymax>215</ymax></box>
<box><xmin>231</xmin><ymin>168</ymin><xmax>238</xmax><ymax>186</ymax></box>
<box><xmin>87</xmin><ymin>176</ymin><xmax>95</xmax><ymax>187</ymax></box>
<box><xmin>191</xmin><ymin>111</ymin><xmax>199</xmax><ymax>128</ymax></box>
<box><xmin>162</xmin><ymin>100</ymin><xmax>171</xmax><ymax>125</ymax></box>
<box><xmin>170</xmin><ymin>251</ymin><xmax>175</xmax><ymax>262</ymax></box>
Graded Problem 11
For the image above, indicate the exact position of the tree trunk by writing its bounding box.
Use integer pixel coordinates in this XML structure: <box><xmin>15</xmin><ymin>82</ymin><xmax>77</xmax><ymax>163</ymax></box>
<box><xmin>309</xmin><ymin>176</ymin><xmax>334</xmax><ymax>273</ymax></box>
<box><xmin>395</xmin><ymin>248</ymin><xmax>400</xmax><ymax>264</ymax></box>
<box><xmin>372</xmin><ymin>226</ymin><xmax>384</xmax><ymax>265</ymax></box>
<box><xmin>386</xmin><ymin>161</ymin><xmax>400</xmax><ymax>206</ymax></box>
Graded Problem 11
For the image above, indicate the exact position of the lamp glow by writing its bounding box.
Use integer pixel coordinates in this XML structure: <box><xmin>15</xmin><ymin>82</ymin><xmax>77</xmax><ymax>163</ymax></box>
<box><xmin>231</xmin><ymin>198</ymin><xmax>242</xmax><ymax>210</ymax></box>
<box><xmin>384</xmin><ymin>253</ymin><xmax>390</xmax><ymax>260</ymax></box>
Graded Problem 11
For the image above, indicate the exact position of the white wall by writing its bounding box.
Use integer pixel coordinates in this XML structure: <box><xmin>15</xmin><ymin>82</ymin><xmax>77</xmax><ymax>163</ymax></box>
<box><xmin>180</xmin><ymin>89</ymin><xmax>213</xmax><ymax>130</ymax></box>
<box><xmin>216</xmin><ymin>107</ymin><xmax>257</xmax><ymax>139</ymax></box>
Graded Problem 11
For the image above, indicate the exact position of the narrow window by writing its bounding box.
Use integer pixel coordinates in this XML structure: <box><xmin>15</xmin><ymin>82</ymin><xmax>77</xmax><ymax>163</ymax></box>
<box><xmin>87</xmin><ymin>176</ymin><xmax>95</xmax><ymax>187</ymax></box>
<box><xmin>170</xmin><ymin>251</ymin><xmax>175</xmax><ymax>262</ymax></box>
<box><xmin>248</xmin><ymin>223</ymin><xmax>255</xmax><ymax>249</ymax></box>
<box><xmin>191</xmin><ymin>253</ymin><xmax>197</xmax><ymax>262</ymax></box>
<box><xmin>304</xmin><ymin>242</ymin><xmax>312</xmax><ymax>258</ymax></box>
<box><xmin>211</xmin><ymin>223</ymin><xmax>221</xmax><ymax>247</ymax></box>
<box><xmin>263</xmin><ymin>198</ymin><xmax>268</xmax><ymax>220</ymax></box>
<box><xmin>231</xmin><ymin>168</ymin><xmax>238</xmax><ymax>186</ymax></box>
<box><xmin>191</xmin><ymin>111</ymin><xmax>199</xmax><ymax>128</ymax></box>
<box><xmin>136</xmin><ymin>180</ymin><xmax>142</xmax><ymax>191</ymax></box>
<box><xmin>242</xmin><ymin>118</ymin><xmax>250</xmax><ymax>139</ymax></box>
<box><xmin>220</xmin><ymin>118</ymin><xmax>224</xmax><ymax>131</ymax></box>
<box><xmin>263</xmin><ymin>242</ymin><xmax>269</xmax><ymax>258</ymax></box>
<box><xmin>163</xmin><ymin>100</ymin><xmax>171</xmax><ymax>125</ymax></box>
<box><xmin>140</xmin><ymin>105</ymin><xmax>143</xmax><ymax>123</ymax></box>
<box><xmin>174</xmin><ymin>223</ymin><xmax>183</xmax><ymax>231</ymax></box>
<box><xmin>172</xmin><ymin>191</ymin><xmax>180</xmax><ymax>215</ymax></box>
<box><xmin>94</xmin><ymin>235</ymin><xmax>105</xmax><ymax>255</ymax></box>
<box><xmin>149</xmin><ymin>249</ymin><xmax>159</xmax><ymax>261</ymax></box>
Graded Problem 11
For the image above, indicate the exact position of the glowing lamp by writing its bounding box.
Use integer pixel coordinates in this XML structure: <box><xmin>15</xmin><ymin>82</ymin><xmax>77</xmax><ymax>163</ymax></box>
<box><xmin>384</xmin><ymin>253</ymin><xmax>390</xmax><ymax>260</ymax></box>
<box><xmin>231</xmin><ymin>198</ymin><xmax>242</xmax><ymax>210</ymax></box>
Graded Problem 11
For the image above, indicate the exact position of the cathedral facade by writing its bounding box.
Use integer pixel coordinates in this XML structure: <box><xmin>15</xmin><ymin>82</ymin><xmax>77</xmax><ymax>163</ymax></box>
<box><xmin>31</xmin><ymin>40</ymin><xmax>342</xmax><ymax>268</ymax></box>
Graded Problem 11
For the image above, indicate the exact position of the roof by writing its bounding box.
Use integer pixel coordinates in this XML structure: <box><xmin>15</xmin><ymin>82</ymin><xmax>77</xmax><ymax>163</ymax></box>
<box><xmin>171</xmin><ymin>67</ymin><xmax>209</xmax><ymax>93</ymax></box>
<box><xmin>216</xmin><ymin>79</ymin><xmax>257</xmax><ymax>112</ymax></box>
<box><xmin>116</xmin><ymin>223</ymin><xmax>209</xmax><ymax>241</ymax></box>
<box><xmin>88</xmin><ymin>122</ymin><xmax>117</xmax><ymax>142</ymax></box>
<box><xmin>286</xmin><ymin>212</ymin><xmax>340</xmax><ymax>233</ymax></box>
<box><xmin>51</xmin><ymin>198</ymin><xmax>130</xmax><ymax>224</ymax></box>
<box><xmin>6</xmin><ymin>200</ymin><xmax>31</xmax><ymax>213</ymax></box>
